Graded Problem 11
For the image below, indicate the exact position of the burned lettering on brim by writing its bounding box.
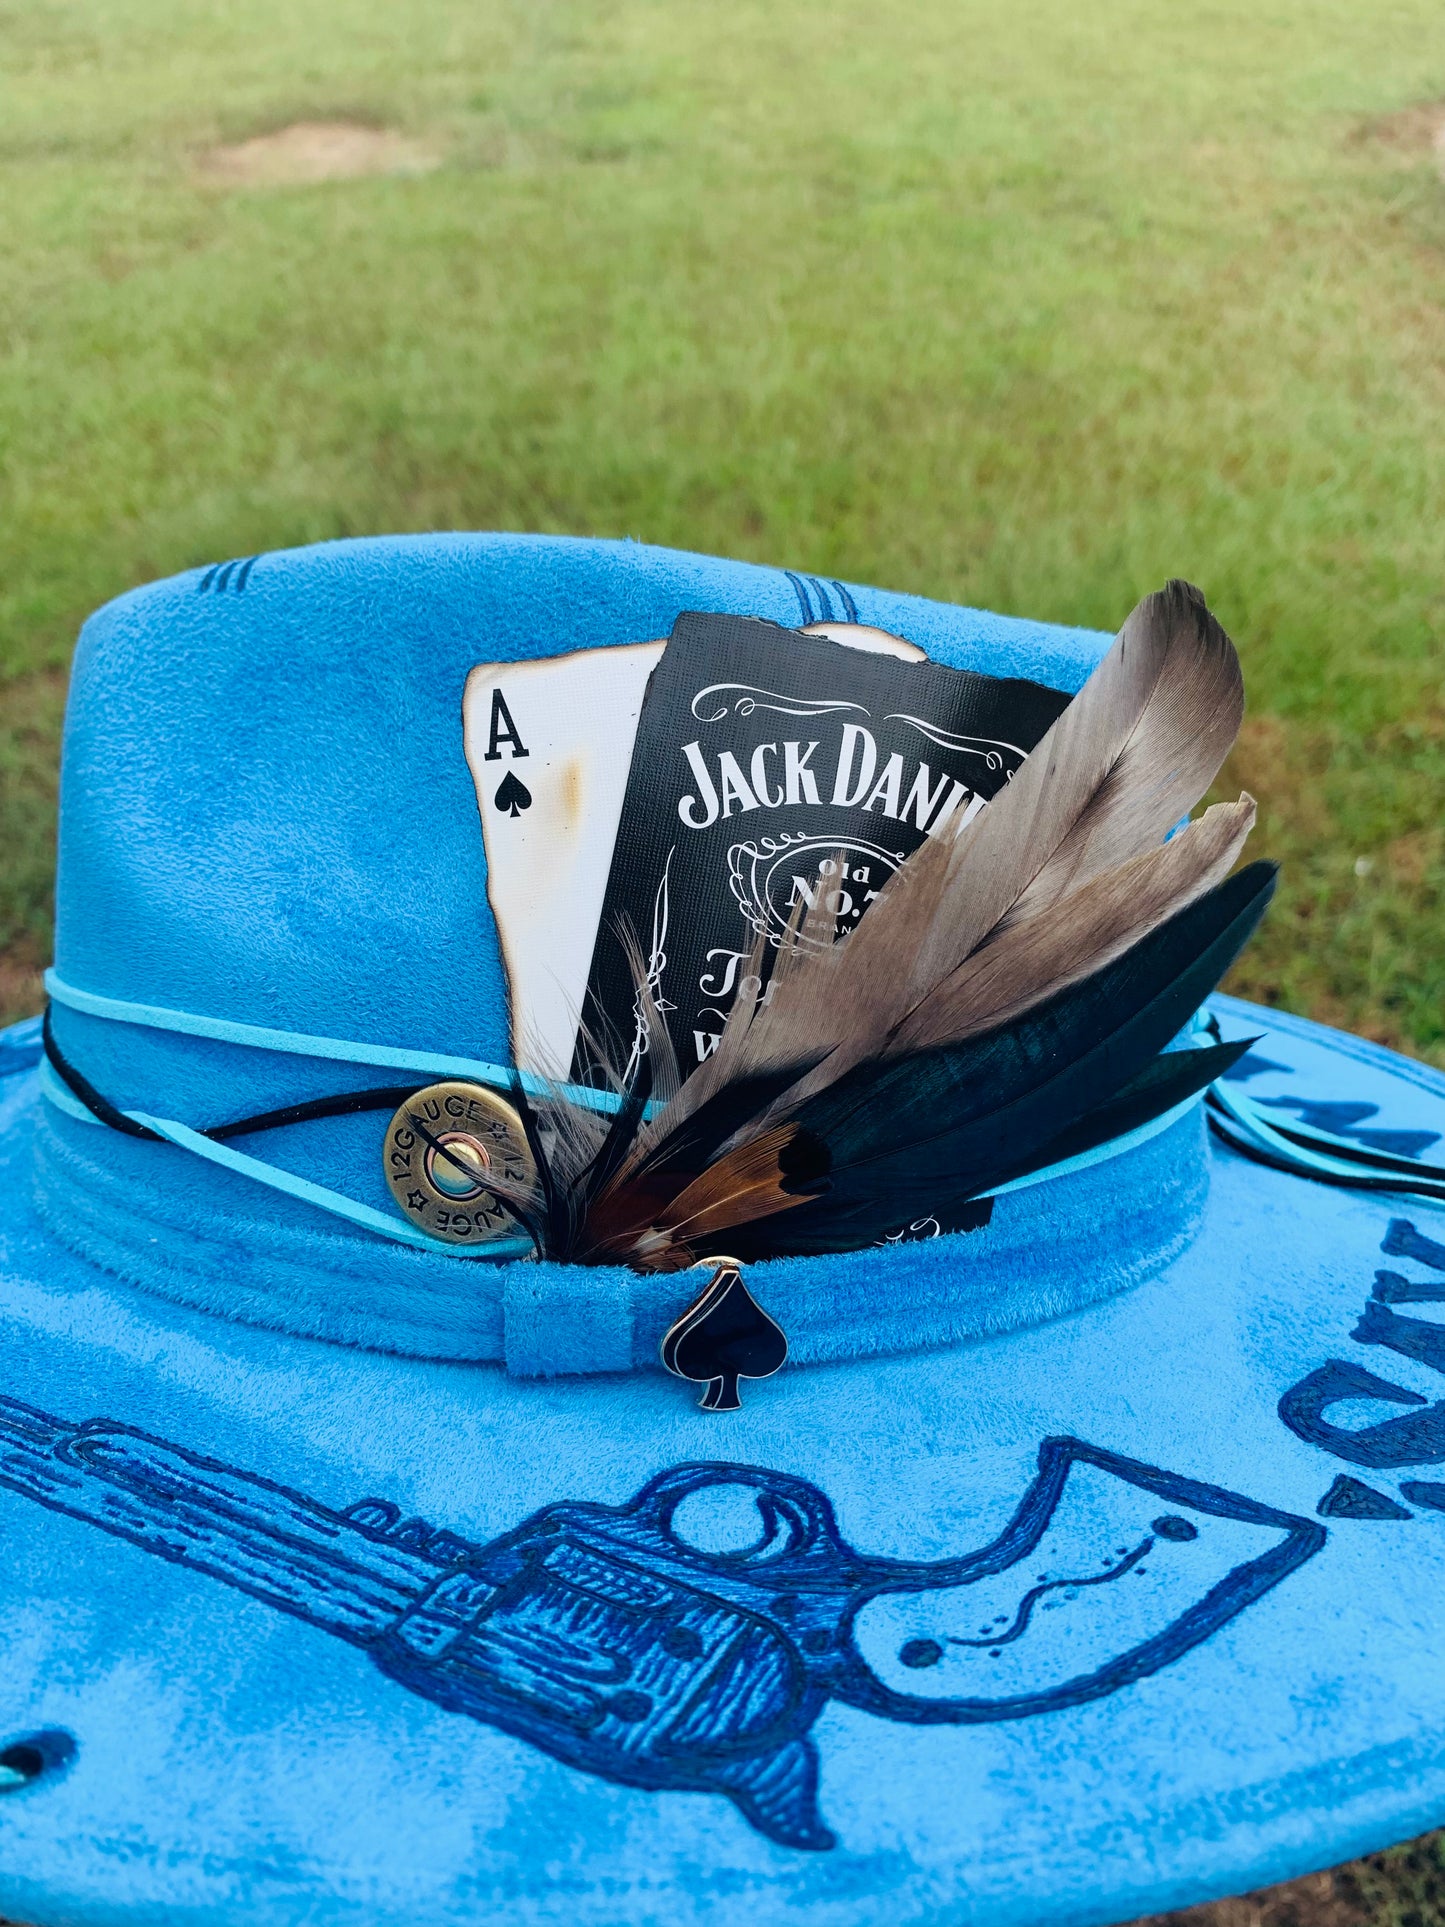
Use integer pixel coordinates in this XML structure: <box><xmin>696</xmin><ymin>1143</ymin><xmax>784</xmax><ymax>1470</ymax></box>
<box><xmin>575</xmin><ymin>612</ymin><xmax>1069</xmax><ymax>1082</ymax></box>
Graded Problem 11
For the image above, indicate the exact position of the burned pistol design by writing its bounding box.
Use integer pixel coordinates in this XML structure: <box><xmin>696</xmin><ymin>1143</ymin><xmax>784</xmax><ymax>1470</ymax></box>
<box><xmin>0</xmin><ymin>1397</ymin><xmax>1322</xmax><ymax>1850</ymax></box>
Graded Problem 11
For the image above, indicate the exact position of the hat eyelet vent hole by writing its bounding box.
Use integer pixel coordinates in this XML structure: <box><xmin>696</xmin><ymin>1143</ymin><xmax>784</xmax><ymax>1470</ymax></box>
<box><xmin>0</xmin><ymin>1729</ymin><xmax>77</xmax><ymax>1792</ymax></box>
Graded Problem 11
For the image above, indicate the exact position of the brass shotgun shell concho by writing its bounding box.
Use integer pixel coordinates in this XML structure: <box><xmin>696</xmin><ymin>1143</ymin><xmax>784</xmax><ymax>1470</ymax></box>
<box><xmin>383</xmin><ymin>1080</ymin><xmax>535</xmax><ymax>1246</ymax></box>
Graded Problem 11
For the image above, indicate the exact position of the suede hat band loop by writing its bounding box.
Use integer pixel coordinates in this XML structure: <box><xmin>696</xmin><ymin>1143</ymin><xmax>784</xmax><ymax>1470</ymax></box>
<box><xmin>36</xmin><ymin>975</ymin><xmax>1215</xmax><ymax>1371</ymax></box>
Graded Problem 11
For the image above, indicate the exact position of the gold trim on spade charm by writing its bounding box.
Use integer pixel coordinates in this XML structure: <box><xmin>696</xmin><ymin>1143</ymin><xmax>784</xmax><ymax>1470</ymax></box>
<box><xmin>383</xmin><ymin>1080</ymin><xmax>535</xmax><ymax>1245</ymax></box>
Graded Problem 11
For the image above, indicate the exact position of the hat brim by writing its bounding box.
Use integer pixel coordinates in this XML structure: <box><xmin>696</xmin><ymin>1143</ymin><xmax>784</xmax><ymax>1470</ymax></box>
<box><xmin>1</xmin><ymin>994</ymin><xmax>1443</xmax><ymax>1927</ymax></box>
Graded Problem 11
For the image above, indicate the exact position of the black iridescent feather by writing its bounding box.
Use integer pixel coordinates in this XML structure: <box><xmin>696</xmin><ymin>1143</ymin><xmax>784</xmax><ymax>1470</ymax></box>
<box><xmin>719</xmin><ymin>870</ymin><xmax>1273</xmax><ymax>1258</ymax></box>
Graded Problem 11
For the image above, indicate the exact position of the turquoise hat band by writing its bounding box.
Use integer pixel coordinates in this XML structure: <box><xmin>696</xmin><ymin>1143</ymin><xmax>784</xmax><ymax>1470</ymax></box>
<box><xmin>39</xmin><ymin>978</ymin><xmax>1445</xmax><ymax>1384</ymax></box>
<box><xmin>34</xmin><ymin>978</ymin><xmax>1217</xmax><ymax>1368</ymax></box>
<box><xmin>37</xmin><ymin>1061</ymin><xmax>536</xmax><ymax>1264</ymax></box>
<box><xmin>39</xmin><ymin>1044</ymin><xmax>1203</xmax><ymax>1259</ymax></box>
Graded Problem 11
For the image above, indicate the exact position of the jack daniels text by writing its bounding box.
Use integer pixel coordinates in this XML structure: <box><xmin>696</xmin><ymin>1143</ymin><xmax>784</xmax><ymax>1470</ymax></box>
<box><xmin>576</xmin><ymin>613</ymin><xmax>1069</xmax><ymax>1079</ymax></box>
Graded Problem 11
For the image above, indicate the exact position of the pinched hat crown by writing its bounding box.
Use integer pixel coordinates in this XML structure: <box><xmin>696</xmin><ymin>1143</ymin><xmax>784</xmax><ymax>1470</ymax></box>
<box><xmin>38</xmin><ymin>534</ymin><xmax>1208</xmax><ymax>1372</ymax></box>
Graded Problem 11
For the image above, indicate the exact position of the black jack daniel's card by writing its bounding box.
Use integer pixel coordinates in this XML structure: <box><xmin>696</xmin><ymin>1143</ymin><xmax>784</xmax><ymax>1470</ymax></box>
<box><xmin>574</xmin><ymin>614</ymin><xmax>1069</xmax><ymax>1082</ymax></box>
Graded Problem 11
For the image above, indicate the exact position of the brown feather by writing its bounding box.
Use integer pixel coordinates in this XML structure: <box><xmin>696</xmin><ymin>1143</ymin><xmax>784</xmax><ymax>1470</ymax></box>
<box><xmin>824</xmin><ymin>577</ymin><xmax>1241</xmax><ymax>1031</ymax></box>
<box><xmin>889</xmin><ymin>793</ymin><xmax>1256</xmax><ymax>1052</ymax></box>
<box><xmin>722</xmin><ymin>580</ymin><xmax>1246</xmax><ymax>1126</ymax></box>
<box><xmin>619</xmin><ymin>873</ymin><xmax>837</xmax><ymax>1158</ymax></box>
<box><xmin>999</xmin><ymin>580</ymin><xmax>1243</xmax><ymax>921</ymax></box>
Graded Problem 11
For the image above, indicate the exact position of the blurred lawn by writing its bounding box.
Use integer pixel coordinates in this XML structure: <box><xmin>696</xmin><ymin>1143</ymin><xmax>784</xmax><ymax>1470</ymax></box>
<box><xmin>1</xmin><ymin>3</ymin><xmax>1444</xmax><ymax>1917</ymax></box>
<box><xmin>1</xmin><ymin>0</ymin><xmax>1443</xmax><ymax>1052</ymax></box>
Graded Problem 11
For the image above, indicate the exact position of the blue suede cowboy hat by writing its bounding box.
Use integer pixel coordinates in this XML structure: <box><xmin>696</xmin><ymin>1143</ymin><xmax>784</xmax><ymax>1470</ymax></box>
<box><xmin>2</xmin><ymin>534</ymin><xmax>1445</xmax><ymax>1927</ymax></box>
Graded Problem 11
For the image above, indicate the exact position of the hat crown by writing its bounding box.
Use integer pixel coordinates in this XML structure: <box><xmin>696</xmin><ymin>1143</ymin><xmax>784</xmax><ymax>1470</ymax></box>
<box><xmin>55</xmin><ymin>533</ymin><xmax>1113</xmax><ymax>1053</ymax></box>
<box><xmin>38</xmin><ymin>534</ymin><xmax>1207</xmax><ymax>1370</ymax></box>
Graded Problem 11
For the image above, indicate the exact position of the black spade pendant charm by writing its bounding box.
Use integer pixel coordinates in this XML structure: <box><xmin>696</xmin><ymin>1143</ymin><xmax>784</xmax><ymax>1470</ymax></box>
<box><xmin>661</xmin><ymin>1259</ymin><xmax>788</xmax><ymax>1411</ymax></box>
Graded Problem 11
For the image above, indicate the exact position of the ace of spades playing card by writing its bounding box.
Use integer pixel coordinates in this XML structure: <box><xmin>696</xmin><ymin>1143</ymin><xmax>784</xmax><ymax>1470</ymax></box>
<box><xmin>464</xmin><ymin>614</ymin><xmax>1069</xmax><ymax>1086</ymax></box>
<box><xmin>461</xmin><ymin>619</ymin><xmax>925</xmax><ymax>1079</ymax></box>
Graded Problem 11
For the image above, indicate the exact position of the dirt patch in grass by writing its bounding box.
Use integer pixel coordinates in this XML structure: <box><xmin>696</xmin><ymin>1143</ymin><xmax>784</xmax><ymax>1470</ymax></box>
<box><xmin>0</xmin><ymin>934</ymin><xmax>44</xmax><ymax>1032</ymax></box>
<box><xmin>1140</xmin><ymin>1829</ymin><xmax>1445</xmax><ymax>1927</ymax></box>
<box><xmin>197</xmin><ymin>121</ymin><xmax>441</xmax><ymax>188</ymax></box>
<box><xmin>0</xmin><ymin>667</ymin><xmax>65</xmax><ymax>1028</ymax></box>
<box><xmin>1217</xmin><ymin>711</ymin><xmax>1445</xmax><ymax>1067</ymax></box>
<box><xmin>1356</xmin><ymin>100</ymin><xmax>1445</xmax><ymax>170</ymax></box>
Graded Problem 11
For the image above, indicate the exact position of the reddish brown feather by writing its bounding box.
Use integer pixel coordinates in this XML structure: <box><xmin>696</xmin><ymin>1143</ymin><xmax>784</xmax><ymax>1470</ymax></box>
<box><xmin>585</xmin><ymin>1124</ymin><xmax>813</xmax><ymax>1270</ymax></box>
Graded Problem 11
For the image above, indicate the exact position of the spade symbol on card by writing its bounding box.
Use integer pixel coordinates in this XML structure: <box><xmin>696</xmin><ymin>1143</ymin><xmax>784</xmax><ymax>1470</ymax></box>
<box><xmin>494</xmin><ymin>771</ymin><xmax>533</xmax><ymax>820</ymax></box>
<box><xmin>662</xmin><ymin>1263</ymin><xmax>789</xmax><ymax>1411</ymax></box>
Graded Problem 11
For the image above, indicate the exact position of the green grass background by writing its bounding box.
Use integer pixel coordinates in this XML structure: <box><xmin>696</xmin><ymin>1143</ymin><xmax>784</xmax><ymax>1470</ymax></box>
<box><xmin>1</xmin><ymin>2</ymin><xmax>1444</xmax><ymax>1913</ymax></box>
<box><xmin>2</xmin><ymin>0</ymin><xmax>1443</xmax><ymax>1055</ymax></box>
